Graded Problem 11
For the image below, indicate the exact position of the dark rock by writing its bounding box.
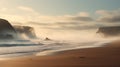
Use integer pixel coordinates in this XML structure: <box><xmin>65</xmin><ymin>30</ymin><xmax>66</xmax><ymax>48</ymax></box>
<box><xmin>0</xmin><ymin>18</ymin><xmax>37</xmax><ymax>39</ymax></box>
<box><xmin>97</xmin><ymin>26</ymin><xmax>120</xmax><ymax>37</ymax></box>
<box><xmin>14</xmin><ymin>26</ymin><xmax>37</xmax><ymax>39</ymax></box>
<box><xmin>44</xmin><ymin>37</ymin><xmax>51</xmax><ymax>41</ymax></box>
<box><xmin>0</xmin><ymin>19</ymin><xmax>17</xmax><ymax>39</ymax></box>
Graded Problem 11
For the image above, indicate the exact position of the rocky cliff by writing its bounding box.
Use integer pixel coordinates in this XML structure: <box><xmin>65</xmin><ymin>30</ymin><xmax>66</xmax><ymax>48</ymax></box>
<box><xmin>13</xmin><ymin>26</ymin><xmax>37</xmax><ymax>39</ymax></box>
<box><xmin>97</xmin><ymin>26</ymin><xmax>120</xmax><ymax>37</ymax></box>
<box><xmin>0</xmin><ymin>19</ymin><xmax>17</xmax><ymax>39</ymax></box>
<box><xmin>0</xmin><ymin>18</ymin><xmax>37</xmax><ymax>39</ymax></box>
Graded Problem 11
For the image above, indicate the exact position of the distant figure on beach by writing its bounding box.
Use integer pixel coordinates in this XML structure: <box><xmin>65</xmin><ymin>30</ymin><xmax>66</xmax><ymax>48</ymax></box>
<box><xmin>45</xmin><ymin>37</ymin><xmax>52</xmax><ymax>41</ymax></box>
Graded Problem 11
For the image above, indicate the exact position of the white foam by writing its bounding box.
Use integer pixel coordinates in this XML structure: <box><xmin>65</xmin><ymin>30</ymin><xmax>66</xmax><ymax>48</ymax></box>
<box><xmin>0</xmin><ymin>30</ymin><xmax>119</xmax><ymax>58</ymax></box>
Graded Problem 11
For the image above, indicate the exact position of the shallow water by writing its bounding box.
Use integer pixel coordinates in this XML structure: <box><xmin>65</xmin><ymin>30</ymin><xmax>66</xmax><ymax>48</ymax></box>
<box><xmin>0</xmin><ymin>37</ymin><xmax>116</xmax><ymax>59</ymax></box>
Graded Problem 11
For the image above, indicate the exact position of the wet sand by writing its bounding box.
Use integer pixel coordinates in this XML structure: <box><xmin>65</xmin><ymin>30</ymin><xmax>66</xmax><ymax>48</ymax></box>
<box><xmin>0</xmin><ymin>41</ymin><xmax>120</xmax><ymax>67</ymax></box>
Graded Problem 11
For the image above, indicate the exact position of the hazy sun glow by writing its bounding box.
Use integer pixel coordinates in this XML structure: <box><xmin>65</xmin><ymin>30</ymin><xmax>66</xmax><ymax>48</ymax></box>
<box><xmin>0</xmin><ymin>0</ymin><xmax>120</xmax><ymax>40</ymax></box>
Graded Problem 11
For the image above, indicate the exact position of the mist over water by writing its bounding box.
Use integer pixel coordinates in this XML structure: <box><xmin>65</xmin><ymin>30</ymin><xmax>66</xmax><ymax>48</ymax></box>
<box><xmin>36</xmin><ymin>28</ymin><xmax>118</xmax><ymax>42</ymax></box>
<box><xmin>0</xmin><ymin>28</ymin><xmax>119</xmax><ymax>59</ymax></box>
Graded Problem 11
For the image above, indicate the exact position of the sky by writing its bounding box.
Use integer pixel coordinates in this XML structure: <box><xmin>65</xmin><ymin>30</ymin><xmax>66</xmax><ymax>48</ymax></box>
<box><xmin>0</xmin><ymin>0</ymin><xmax>120</xmax><ymax>35</ymax></box>
<box><xmin>0</xmin><ymin>0</ymin><xmax>120</xmax><ymax>40</ymax></box>
<box><xmin>0</xmin><ymin>0</ymin><xmax>120</xmax><ymax>15</ymax></box>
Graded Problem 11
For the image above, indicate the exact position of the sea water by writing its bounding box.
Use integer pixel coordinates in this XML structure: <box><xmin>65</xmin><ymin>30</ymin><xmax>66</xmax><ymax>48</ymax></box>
<box><xmin>0</xmin><ymin>29</ymin><xmax>119</xmax><ymax>59</ymax></box>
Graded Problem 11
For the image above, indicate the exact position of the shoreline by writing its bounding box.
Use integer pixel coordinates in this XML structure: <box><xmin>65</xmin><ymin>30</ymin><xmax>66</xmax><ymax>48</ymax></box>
<box><xmin>0</xmin><ymin>42</ymin><xmax>104</xmax><ymax>60</ymax></box>
<box><xmin>0</xmin><ymin>46</ymin><xmax>100</xmax><ymax>60</ymax></box>
<box><xmin>0</xmin><ymin>37</ymin><xmax>117</xmax><ymax>60</ymax></box>
<box><xmin>0</xmin><ymin>39</ymin><xmax>115</xmax><ymax>60</ymax></box>
<box><xmin>0</xmin><ymin>40</ymin><xmax>120</xmax><ymax>67</ymax></box>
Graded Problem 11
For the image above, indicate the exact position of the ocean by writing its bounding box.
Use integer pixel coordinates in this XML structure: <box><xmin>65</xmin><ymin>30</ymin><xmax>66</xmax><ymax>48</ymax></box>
<box><xmin>0</xmin><ymin>29</ymin><xmax>119</xmax><ymax>59</ymax></box>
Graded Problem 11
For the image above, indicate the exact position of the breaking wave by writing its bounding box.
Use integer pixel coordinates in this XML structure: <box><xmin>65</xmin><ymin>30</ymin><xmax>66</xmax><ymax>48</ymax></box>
<box><xmin>0</xmin><ymin>37</ymin><xmax>117</xmax><ymax>59</ymax></box>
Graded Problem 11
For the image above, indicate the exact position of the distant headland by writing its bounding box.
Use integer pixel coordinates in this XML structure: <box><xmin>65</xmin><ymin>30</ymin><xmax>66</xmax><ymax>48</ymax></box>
<box><xmin>0</xmin><ymin>18</ymin><xmax>36</xmax><ymax>39</ymax></box>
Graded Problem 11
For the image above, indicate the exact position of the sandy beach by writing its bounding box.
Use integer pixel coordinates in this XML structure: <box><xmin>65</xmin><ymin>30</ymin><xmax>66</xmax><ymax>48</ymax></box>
<box><xmin>0</xmin><ymin>41</ymin><xmax>120</xmax><ymax>67</ymax></box>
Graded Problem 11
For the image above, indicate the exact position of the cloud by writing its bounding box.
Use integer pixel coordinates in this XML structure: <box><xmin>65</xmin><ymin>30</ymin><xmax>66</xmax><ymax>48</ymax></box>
<box><xmin>27</xmin><ymin>21</ymin><xmax>82</xmax><ymax>26</ymax></box>
<box><xmin>23</xmin><ymin>11</ymin><xmax>94</xmax><ymax>30</ymax></box>
<box><xmin>0</xmin><ymin>6</ymin><xmax>93</xmax><ymax>23</ymax></box>
<box><xmin>27</xmin><ymin>22</ymin><xmax>53</xmax><ymax>26</ymax></box>
<box><xmin>18</xmin><ymin>6</ymin><xmax>35</xmax><ymax>12</ymax></box>
<box><xmin>0</xmin><ymin>6</ymin><xmax>95</xmax><ymax>30</ymax></box>
<box><xmin>68</xmin><ymin>16</ymin><xmax>93</xmax><ymax>21</ymax></box>
<box><xmin>40</xmin><ymin>23</ymin><xmax>97</xmax><ymax>30</ymax></box>
<box><xmin>26</xmin><ymin>21</ymin><xmax>97</xmax><ymax>30</ymax></box>
<box><xmin>0</xmin><ymin>6</ymin><xmax>41</xmax><ymax>23</ymax></box>
<box><xmin>62</xmin><ymin>12</ymin><xmax>93</xmax><ymax>22</ymax></box>
<box><xmin>78</xmin><ymin>12</ymin><xmax>90</xmax><ymax>17</ymax></box>
<box><xmin>96</xmin><ymin>9</ymin><xmax>120</xmax><ymax>22</ymax></box>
